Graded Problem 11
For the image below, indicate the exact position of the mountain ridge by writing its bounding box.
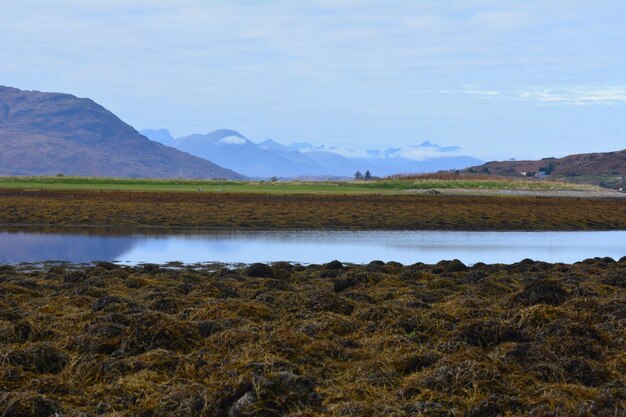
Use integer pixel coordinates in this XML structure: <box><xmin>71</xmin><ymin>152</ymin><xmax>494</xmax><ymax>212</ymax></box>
<box><xmin>0</xmin><ymin>86</ymin><xmax>245</xmax><ymax>179</ymax></box>
<box><xmin>145</xmin><ymin>128</ymin><xmax>483</xmax><ymax>178</ymax></box>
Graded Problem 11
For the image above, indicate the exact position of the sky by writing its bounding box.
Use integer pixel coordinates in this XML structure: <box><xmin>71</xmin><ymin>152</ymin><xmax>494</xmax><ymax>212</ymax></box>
<box><xmin>1</xmin><ymin>0</ymin><xmax>625</xmax><ymax>160</ymax></box>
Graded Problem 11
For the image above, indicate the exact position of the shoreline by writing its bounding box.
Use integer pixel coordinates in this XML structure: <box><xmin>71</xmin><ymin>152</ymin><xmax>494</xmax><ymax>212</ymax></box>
<box><xmin>4</xmin><ymin>255</ymin><xmax>626</xmax><ymax>270</ymax></box>
<box><xmin>3</xmin><ymin>223</ymin><xmax>626</xmax><ymax>233</ymax></box>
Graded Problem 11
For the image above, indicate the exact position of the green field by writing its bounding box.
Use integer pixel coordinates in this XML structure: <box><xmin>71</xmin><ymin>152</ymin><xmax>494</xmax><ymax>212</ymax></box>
<box><xmin>0</xmin><ymin>176</ymin><xmax>601</xmax><ymax>194</ymax></box>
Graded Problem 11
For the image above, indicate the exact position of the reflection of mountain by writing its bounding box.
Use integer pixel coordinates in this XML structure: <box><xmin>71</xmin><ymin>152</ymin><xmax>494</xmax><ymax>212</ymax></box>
<box><xmin>0</xmin><ymin>232</ymin><xmax>137</xmax><ymax>263</ymax></box>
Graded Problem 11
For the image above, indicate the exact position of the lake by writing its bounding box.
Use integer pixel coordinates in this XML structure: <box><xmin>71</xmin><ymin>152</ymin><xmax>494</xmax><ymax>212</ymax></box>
<box><xmin>1</xmin><ymin>229</ymin><xmax>625</xmax><ymax>265</ymax></box>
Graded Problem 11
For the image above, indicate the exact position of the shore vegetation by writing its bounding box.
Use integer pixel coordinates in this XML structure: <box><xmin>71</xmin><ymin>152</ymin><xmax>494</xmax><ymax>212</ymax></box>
<box><xmin>0</xmin><ymin>259</ymin><xmax>624</xmax><ymax>416</ymax></box>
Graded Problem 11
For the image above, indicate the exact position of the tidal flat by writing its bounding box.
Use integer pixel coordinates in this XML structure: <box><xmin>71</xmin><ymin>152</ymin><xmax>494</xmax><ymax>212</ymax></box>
<box><xmin>0</xmin><ymin>258</ymin><xmax>624</xmax><ymax>416</ymax></box>
<box><xmin>1</xmin><ymin>189</ymin><xmax>625</xmax><ymax>230</ymax></box>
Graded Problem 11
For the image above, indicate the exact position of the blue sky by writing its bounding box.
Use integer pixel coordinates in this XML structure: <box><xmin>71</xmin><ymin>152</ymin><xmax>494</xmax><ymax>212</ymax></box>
<box><xmin>1</xmin><ymin>0</ymin><xmax>625</xmax><ymax>160</ymax></box>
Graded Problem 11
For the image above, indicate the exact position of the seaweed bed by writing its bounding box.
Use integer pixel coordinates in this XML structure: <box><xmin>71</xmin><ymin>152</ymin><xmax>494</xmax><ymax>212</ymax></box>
<box><xmin>0</xmin><ymin>258</ymin><xmax>625</xmax><ymax>416</ymax></box>
<box><xmin>1</xmin><ymin>189</ymin><xmax>626</xmax><ymax>230</ymax></box>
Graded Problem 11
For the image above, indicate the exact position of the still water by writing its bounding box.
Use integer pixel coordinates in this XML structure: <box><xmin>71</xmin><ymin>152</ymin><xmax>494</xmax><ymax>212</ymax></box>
<box><xmin>1</xmin><ymin>229</ymin><xmax>625</xmax><ymax>265</ymax></box>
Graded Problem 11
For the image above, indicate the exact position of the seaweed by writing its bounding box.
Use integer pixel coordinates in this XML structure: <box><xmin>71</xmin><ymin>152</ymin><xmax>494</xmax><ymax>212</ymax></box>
<box><xmin>1</xmin><ymin>188</ymin><xmax>625</xmax><ymax>230</ymax></box>
<box><xmin>0</xmin><ymin>260</ymin><xmax>624</xmax><ymax>416</ymax></box>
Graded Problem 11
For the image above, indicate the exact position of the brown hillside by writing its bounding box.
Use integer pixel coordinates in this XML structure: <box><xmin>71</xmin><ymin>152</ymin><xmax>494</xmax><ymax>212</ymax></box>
<box><xmin>467</xmin><ymin>149</ymin><xmax>626</xmax><ymax>177</ymax></box>
<box><xmin>0</xmin><ymin>86</ymin><xmax>245</xmax><ymax>179</ymax></box>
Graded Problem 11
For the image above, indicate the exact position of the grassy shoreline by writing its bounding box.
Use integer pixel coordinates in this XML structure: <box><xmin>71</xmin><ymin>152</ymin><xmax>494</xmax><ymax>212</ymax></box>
<box><xmin>1</xmin><ymin>259</ymin><xmax>624</xmax><ymax>416</ymax></box>
<box><xmin>0</xmin><ymin>175</ymin><xmax>608</xmax><ymax>194</ymax></box>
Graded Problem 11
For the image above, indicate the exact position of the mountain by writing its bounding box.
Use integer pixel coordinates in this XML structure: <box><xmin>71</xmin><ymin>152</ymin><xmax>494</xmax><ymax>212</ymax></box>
<box><xmin>466</xmin><ymin>149</ymin><xmax>626</xmax><ymax>177</ymax></box>
<box><xmin>165</xmin><ymin>128</ymin><xmax>482</xmax><ymax>178</ymax></box>
<box><xmin>0</xmin><ymin>86</ymin><xmax>244</xmax><ymax>179</ymax></box>
<box><xmin>258</xmin><ymin>138</ymin><xmax>290</xmax><ymax>151</ymax></box>
<box><xmin>172</xmin><ymin>130</ymin><xmax>322</xmax><ymax>178</ymax></box>
<box><xmin>139</xmin><ymin>128</ymin><xmax>174</xmax><ymax>146</ymax></box>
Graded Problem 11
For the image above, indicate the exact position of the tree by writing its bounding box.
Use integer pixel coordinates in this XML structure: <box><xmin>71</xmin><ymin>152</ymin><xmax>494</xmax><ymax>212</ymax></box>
<box><xmin>364</xmin><ymin>170</ymin><xmax>372</xmax><ymax>180</ymax></box>
<box><xmin>354</xmin><ymin>170</ymin><xmax>363</xmax><ymax>180</ymax></box>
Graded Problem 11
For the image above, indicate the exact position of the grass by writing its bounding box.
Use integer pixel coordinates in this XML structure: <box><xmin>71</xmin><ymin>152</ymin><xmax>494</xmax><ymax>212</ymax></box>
<box><xmin>0</xmin><ymin>258</ymin><xmax>624</xmax><ymax>416</ymax></box>
<box><xmin>0</xmin><ymin>175</ymin><xmax>602</xmax><ymax>194</ymax></box>
<box><xmin>1</xmin><ymin>189</ymin><xmax>625</xmax><ymax>230</ymax></box>
<box><xmin>561</xmin><ymin>174</ymin><xmax>626</xmax><ymax>189</ymax></box>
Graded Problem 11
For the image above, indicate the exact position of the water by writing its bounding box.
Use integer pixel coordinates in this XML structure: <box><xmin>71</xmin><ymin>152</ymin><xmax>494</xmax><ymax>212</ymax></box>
<box><xmin>1</xmin><ymin>229</ymin><xmax>625</xmax><ymax>265</ymax></box>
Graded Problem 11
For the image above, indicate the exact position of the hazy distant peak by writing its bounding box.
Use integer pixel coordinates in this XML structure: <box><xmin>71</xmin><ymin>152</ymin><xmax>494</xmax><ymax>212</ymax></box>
<box><xmin>289</xmin><ymin>142</ymin><xmax>316</xmax><ymax>151</ymax></box>
<box><xmin>174</xmin><ymin>129</ymin><xmax>251</xmax><ymax>147</ymax></box>
<box><xmin>416</xmin><ymin>141</ymin><xmax>460</xmax><ymax>153</ymax></box>
<box><xmin>384</xmin><ymin>147</ymin><xmax>402</xmax><ymax>155</ymax></box>
<box><xmin>259</xmin><ymin>138</ymin><xmax>289</xmax><ymax>151</ymax></box>
<box><xmin>207</xmin><ymin>129</ymin><xmax>245</xmax><ymax>139</ymax></box>
<box><xmin>140</xmin><ymin>128</ymin><xmax>174</xmax><ymax>145</ymax></box>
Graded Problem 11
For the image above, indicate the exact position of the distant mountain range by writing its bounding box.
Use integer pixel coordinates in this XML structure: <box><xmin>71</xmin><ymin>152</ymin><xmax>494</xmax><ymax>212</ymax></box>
<box><xmin>3</xmin><ymin>85</ymin><xmax>622</xmax><ymax>182</ymax></box>
<box><xmin>0</xmin><ymin>86</ymin><xmax>244</xmax><ymax>179</ymax></box>
<box><xmin>141</xmin><ymin>128</ymin><xmax>483</xmax><ymax>178</ymax></box>
<box><xmin>466</xmin><ymin>149</ymin><xmax>626</xmax><ymax>177</ymax></box>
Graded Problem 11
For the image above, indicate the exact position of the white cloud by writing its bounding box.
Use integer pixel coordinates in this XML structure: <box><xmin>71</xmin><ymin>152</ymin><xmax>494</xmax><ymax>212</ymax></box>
<box><xmin>396</xmin><ymin>147</ymin><xmax>463</xmax><ymax>161</ymax></box>
<box><xmin>454</xmin><ymin>86</ymin><xmax>626</xmax><ymax>106</ymax></box>
<box><xmin>217</xmin><ymin>136</ymin><xmax>247</xmax><ymax>145</ymax></box>
<box><xmin>517</xmin><ymin>87</ymin><xmax>626</xmax><ymax>105</ymax></box>
<box><xmin>298</xmin><ymin>142</ymin><xmax>465</xmax><ymax>161</ymax></box>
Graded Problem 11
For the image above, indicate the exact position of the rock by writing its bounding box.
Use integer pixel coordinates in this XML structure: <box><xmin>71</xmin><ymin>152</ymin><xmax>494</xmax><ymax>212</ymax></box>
<box><xmin>244</xmin><ymin>263</ymin><xmax>273</xmax><ymax>278</ymax></box>
<box><xmin>228</xmin><ymin>391</ymin><xmax>255</xmax><ymax>417</ymax></box>
<box><xmin>95</xmin><ymin>261</ymin><xmax>119</xmax><ymax>270</ymax></box>
<box><xmin>325</xmin><ymin>260</ymin><xmax>345</xmax><ymax>270</ymax></box>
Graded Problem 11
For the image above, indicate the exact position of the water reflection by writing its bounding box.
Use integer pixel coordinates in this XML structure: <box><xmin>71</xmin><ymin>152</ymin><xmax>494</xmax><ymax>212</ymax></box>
<box><xmin>0</xmin><ymin>229</ymin><xmax>624</xmax><ymax>265</ymax></box>
<box><xmin>0</xmin><ymin>231</ymin><xmax>137</xmax><ymax>263</ymax></box>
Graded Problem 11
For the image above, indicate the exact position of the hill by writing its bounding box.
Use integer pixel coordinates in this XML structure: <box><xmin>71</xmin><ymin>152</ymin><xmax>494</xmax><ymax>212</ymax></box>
<box><xmin>466</xmin><ymin>149</ymin><xmax>626</xmax><ymax>178</ymax></box>
<box><xmin>0</xmin><ymin>86</ymin><xmax>244</xmax><ymax>179</ymax></box>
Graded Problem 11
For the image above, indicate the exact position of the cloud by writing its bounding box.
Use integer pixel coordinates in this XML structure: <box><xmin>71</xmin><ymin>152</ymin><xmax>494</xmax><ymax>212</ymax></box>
<box><xmin>517</xmin><ymin>87</ymin><xmax>626</xmax><ymax>105</ymax></box>
<box><xmin>217</xmin><ymin>136</ymin><xmax>247</xmax><ymax>145</ymax></box>
<box><xmin>1</xmin><ymin>1</ymin><xmax>625</xmax><ymax>159</ymax></box>
<box><xmin>299</xmin><ymin>142</ymin><xmax>466</xmax><ymax>161</ymax></box>
<box><xmin>454</xmin><ymin>86</ymin><xmax>626</xmax><ymax>106</ymax></box>
<box><xmin>395</xmin><ymin>146</ymin><xmax>464</xmax><ymax>161</ymax></box>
